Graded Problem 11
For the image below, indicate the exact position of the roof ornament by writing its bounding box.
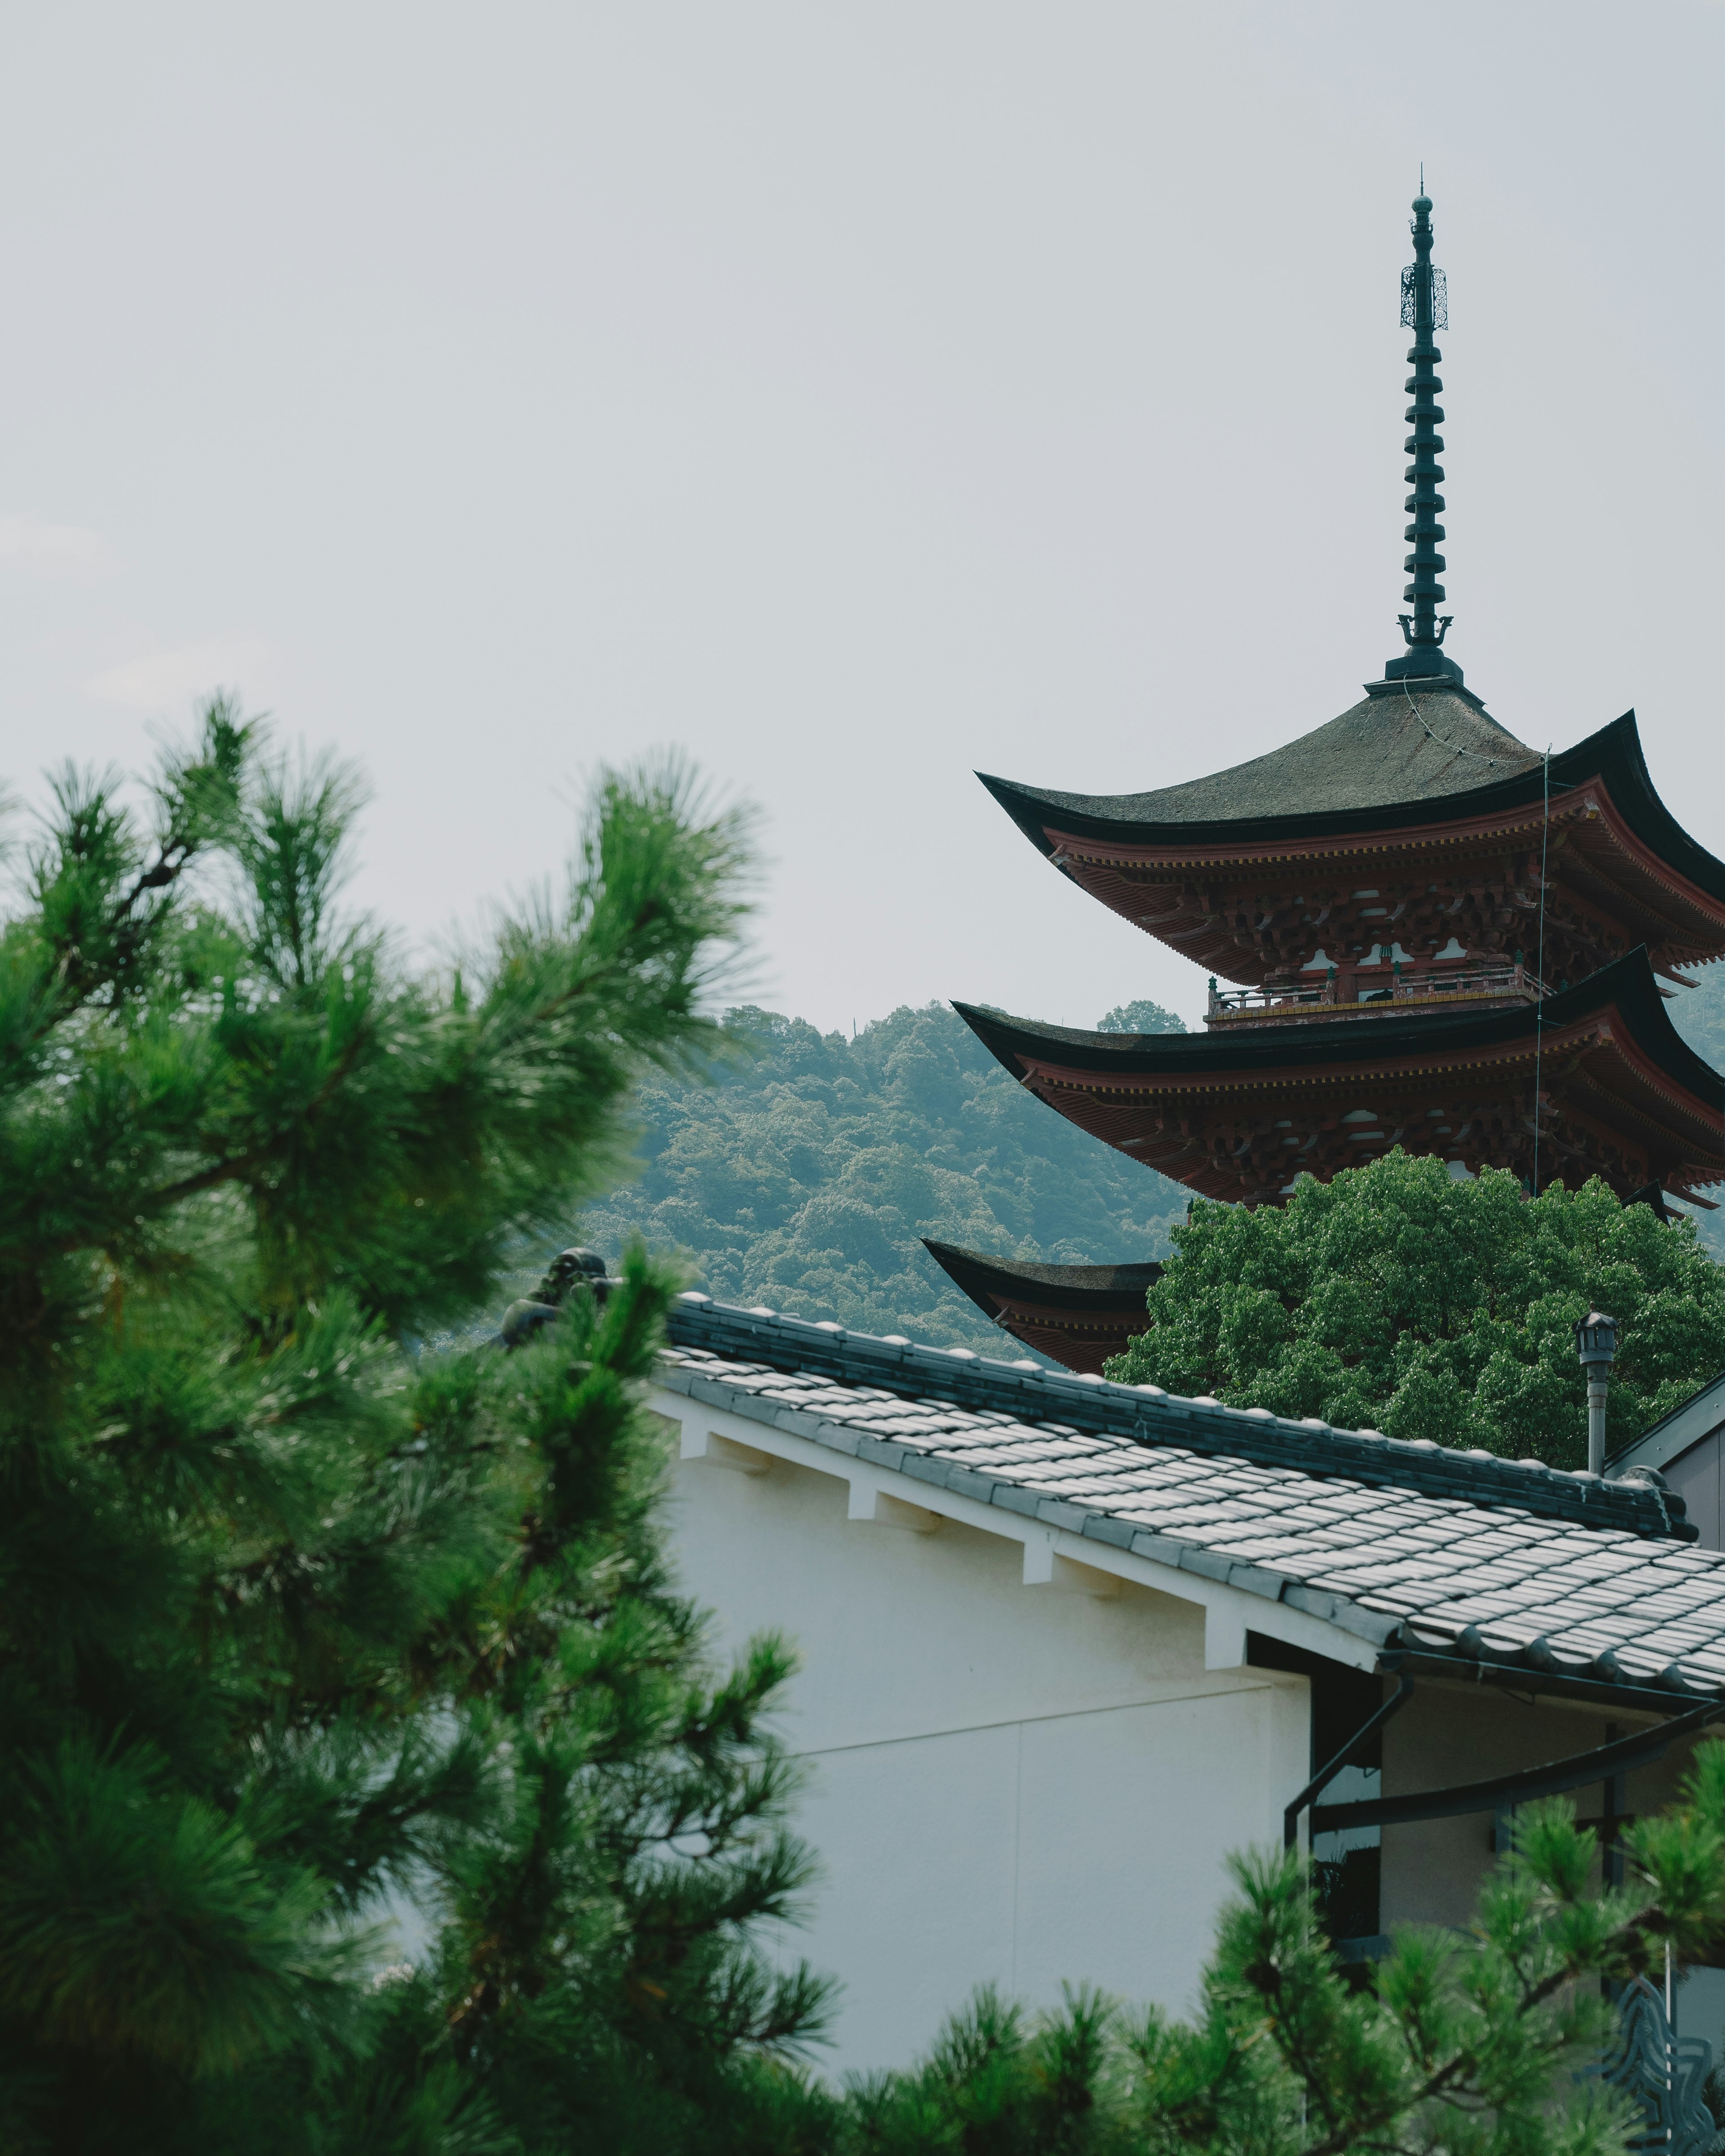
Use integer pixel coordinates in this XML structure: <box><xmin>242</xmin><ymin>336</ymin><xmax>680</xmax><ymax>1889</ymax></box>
<box><xmin>1384</xmin><ymin>183</ymin><xmax>1464</xmax><ymax>689</ymax></box>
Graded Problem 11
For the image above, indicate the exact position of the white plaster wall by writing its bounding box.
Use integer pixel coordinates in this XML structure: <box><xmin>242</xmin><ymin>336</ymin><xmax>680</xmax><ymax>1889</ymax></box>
<box><xmin>1381</xmin><ymin>1679</ymin><xmax>1694</xmax><ymax>1932</ymax></box>
<box><xmin>1664</xmin><ymin>1430</ymin><xmax>1723</xmax><ymax>1552</ymax></box>
<box><xmin>655</xmin><ymin>1391</ymin><xmax>1311</xmax><ymax>2073</ymax></box>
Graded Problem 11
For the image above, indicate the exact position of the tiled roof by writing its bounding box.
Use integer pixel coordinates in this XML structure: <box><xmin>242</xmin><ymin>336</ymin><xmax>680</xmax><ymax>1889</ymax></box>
<box><xmin>977</xmin><ymin>709</ymin><xmax>1725</xmax><ymax>915</ymax></box>
<box><xmin>661</xmin><ymin>1297</ymin><xmax>1725</xmax><ymax>1702</ymax></box>
<box><xmin>979</xmin><ymin>684</ymin><xmax>1538</xmax><ymax>831</ymax></box>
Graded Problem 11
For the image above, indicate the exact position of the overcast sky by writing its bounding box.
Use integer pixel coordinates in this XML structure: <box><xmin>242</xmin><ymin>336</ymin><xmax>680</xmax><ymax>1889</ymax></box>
<box><xmin>0</xmin><ymin>4</ymin><xmax>1719</xmax><ymax>1034</ymax></box>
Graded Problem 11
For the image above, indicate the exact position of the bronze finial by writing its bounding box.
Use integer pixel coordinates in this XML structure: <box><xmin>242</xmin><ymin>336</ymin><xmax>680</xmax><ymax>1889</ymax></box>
<box><xmin>1384</xmin><ymin>185</ymin><xmax>1462</xmax><ymax>687</ymax></box>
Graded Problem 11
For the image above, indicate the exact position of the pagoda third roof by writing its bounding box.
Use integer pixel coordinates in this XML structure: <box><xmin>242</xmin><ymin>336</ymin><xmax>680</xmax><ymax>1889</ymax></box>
<box><xmin>953</xmin><ymin>949</ymin><xmax>1725</xmax><ymax>1107</ymax></box>
<box><xmin>923</xmin><ymin>1239</ymin><xmax>1162</xmax><ymax>1314</ymax></box>
<box><xmin>980</xmin><ymin>704</ymin><xmax>1725</xmax><ymax>907</ymax></box>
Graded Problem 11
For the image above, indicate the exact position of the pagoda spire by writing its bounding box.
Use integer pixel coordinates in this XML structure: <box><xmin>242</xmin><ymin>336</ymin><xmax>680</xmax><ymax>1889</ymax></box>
<box><xmin>1384</xmin><ymin>182</ymin><xmax>1463</xmax><ymax>686</ymax></box>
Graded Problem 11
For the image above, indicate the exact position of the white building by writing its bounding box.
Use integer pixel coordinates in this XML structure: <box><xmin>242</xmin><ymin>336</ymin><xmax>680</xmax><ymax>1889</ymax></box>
<box><xmin>651</xmin><ymin>1294</ymin><xmax>1725</xmax><ymax>2074</ymax></box>
<box><xmin>1614</xmin><ymin>1368</ymin><xmax>1725</xmax><ymax>1550</ymax></box>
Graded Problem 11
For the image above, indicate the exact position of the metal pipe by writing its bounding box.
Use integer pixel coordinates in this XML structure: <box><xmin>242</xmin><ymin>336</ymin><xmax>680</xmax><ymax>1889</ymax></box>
<box><xmin>1575</xmin><ymin>1310</ymin><xmax>1619</xmax><ymax>1476</ymax></box>
<box><xmin>1310</xmin><ymin>1695</ymin><xmax>1725</xmax><ymax>1837</ymax></box>
<box><xmin>1283</xmin><ymin>1675</ymin><xmax>1416</xmax><ymax>1851</ymax></box>
<box><xmin>1588</xmin><ymin>1373</ymin><xmax>1610</xmax><ymax>1477</ymax></box>
<box><xmin>1602</xmin><ymin>1723</ymin><xmax>1623</xmax><ymax>1891</ymax></box>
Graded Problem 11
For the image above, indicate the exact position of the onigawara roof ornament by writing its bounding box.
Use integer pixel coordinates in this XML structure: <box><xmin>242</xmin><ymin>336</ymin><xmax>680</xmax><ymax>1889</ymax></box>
<box><xmin>1386</xmin><ymin>183</ymin><xmax>1460</xmax><ymax>687</ymax></box>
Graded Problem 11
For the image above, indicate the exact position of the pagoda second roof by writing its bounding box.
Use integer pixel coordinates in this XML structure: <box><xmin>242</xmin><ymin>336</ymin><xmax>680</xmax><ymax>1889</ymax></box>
<box><xmin>982</xmin><ymin>682</ymin><xmax>1541</xmax><ymax>842</ymax></box>
<box><xmin>953</xmin><ymin>950</ymin><xmax>1724</xmax><ymax>1205</ymax></box>
<box><xmin>955</xmin><ymin>950</ymin><xmax>1721</xmax><ymax>1103</ymax></box>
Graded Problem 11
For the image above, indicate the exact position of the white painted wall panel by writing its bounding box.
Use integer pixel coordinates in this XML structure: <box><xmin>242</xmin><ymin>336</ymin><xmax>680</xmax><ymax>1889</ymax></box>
<box><xmin>786</xmin><ymin>1723</ymin><xmax>1023</xmax><ymax>2074</ymax></box>
<box><xmin>1664</xmin><ymin>1429</ymin><xmax>1722</xmax><ymax>1551</ymax></box>
<box><xmin>1011</xmin><ymin>1688</ymin><xmax>1298</xmax><ymax>2014</ymax></box>
<box><xmin>665</xmin><ymin>1430</ymin><xmax>1212</xmax><ymax>1750</ymax></box>
<box><xmin>656</xmin><ymin>1395</ymin><xmax>1312</xmax><ymax>2071</ymax></box>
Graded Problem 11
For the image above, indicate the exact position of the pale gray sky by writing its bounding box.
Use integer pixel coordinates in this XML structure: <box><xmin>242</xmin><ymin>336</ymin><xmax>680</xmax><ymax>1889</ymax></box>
<box><xmin>1</xmin><ymin>4</ymin><xmax>1720</xmax><ymax>1034</ymax></box>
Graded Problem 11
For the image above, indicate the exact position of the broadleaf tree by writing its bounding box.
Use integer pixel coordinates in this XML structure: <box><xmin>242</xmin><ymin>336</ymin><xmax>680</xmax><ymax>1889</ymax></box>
<box><xmin>1103</xmin><ymin>1152</ymin><xmax>1725</xmax><ymax>1467</ymax></box>
<box><xmin>0</xmin><ymin>702</ymin><xmax>833</xmax><ymax>2154</ymax></box>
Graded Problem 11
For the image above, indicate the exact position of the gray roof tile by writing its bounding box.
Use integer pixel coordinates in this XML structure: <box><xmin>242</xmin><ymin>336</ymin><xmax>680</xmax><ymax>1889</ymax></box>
<box><xmin>659</xmin><ymin>1301</ymin><xmax>1725</xmax><ymax>1702</ymax></box>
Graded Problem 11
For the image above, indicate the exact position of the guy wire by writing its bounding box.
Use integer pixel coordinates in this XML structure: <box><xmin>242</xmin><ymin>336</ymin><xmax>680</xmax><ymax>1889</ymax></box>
<box><xmin>1398</xmin><ymin>676</ymin><xmax>1515</xmax><ymax>768</ymax></box>
<box><xmin>1534</xmin><ymin>744</ymin><xmax>1551</xmax><ymax>1199</ymax></box>
<box><xmin>1398</xmin><ymin>681</ymin><xmax>1557</xmax><ymax>1201</ymax></box>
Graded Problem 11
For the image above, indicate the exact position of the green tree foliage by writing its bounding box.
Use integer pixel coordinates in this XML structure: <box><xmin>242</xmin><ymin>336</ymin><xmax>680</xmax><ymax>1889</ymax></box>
<box><xmin>581</xmin><ymin>1001</ymin><xmax>1188</xmax><ymax>1352</ymax></box>
<box><xmin>1102</xmin><ymin>1152</ymin><xmax>1725</xmax><ymax>1467</ymax></box>
<box><xmin>0</xmin><ymin>706</ymin><xmax>831</xmax><ymax>2153</ymax></box>
<box><xmin>834</xmin><ymin>1750</ymin><xmax>1725</xmax><ymax>2156</ymax></box>
<box><xmin>1096</xmin><ymin>1000</ymin><xmax>1187</xmax><ymax>1035</ymax></box>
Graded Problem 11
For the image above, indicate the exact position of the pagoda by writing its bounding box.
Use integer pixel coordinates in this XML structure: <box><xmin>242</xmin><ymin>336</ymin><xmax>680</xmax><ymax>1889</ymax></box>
<box><xmin>930</xmin><ymin>189</ymin><xmax>1725</xmax><ymax>1370</ymax></box>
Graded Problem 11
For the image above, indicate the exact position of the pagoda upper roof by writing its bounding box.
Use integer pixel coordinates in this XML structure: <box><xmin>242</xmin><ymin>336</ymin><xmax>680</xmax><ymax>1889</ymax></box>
<box><xmin>980</xmin><ymin>700</ymin><xmax>1725</xmax><ymax>911</ymax></box>
<box><xmin>983</xmin><ymin>682</ymin><xmax>1536</xmax><ymax>835</ymax></box>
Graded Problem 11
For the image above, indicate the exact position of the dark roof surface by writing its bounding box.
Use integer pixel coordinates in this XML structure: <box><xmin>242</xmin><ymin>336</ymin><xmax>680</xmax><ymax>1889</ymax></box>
<box><xmin>983</xmin><ymin>685</ymin><xmax>1536</xmax><ymax>833</ymax></box>
<box><xmin>923</xmin><ymin>1240</ymin><xmax>1162</xmax><ymax>1312</ymax></box>
<box><xmin>954</xmin><ymin>950</ymin><xmax>1725</xmax><ymax>1110</ymax></box>
<box><xmin>980</xmin><ymin>708</ymin><xmax>1725</xmax><ymax>910</ymax></box>
<box><xmin>663</xmin><ymin>1296</ymin><xmax>1690</xmax><ymax>1542</ymax></box>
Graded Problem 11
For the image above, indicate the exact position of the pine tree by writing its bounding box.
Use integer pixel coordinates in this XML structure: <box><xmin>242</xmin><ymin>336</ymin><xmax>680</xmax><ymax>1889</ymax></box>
<box><xmin>838</xmin><ymin>1756</ymin><xmax>1725</xmax><ymax>2155</ymax></box>
<box><xmin>0</xmin><ymin>703</ymin><xmax>832</xmax><ymax>2153</ymax></box>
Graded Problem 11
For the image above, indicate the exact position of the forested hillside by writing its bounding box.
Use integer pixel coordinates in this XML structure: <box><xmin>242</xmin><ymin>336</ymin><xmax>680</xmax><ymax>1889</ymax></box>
<box><xmin>581</xmin><ymin>999</ymin><xmax>1188</xmax><ymax>1352</ymax></box>
<box><xmin>1673</xmin><ymin>963</ymin><xmax>1725</xmax><ymax>1073</ymax></box>
<box><xmin>1671</xmin><ymin>964</ymin><xmax>1725</xmax><ymax>1261</ymax></box>
<box><xmin>577</xmin><ymin>964</ymin><xmax>1725</xmax><ymax>1353</ymax></box>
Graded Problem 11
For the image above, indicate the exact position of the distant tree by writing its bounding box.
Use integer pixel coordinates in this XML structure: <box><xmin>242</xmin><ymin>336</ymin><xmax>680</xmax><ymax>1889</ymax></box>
<box><xmin>1669</xmin><ymin>968</ymin><xmax>1725</xmax><ymax>1266</ymax></box>
<box><xmin>1671</xmin><ymin>963</ymin><xmax>1725</xmax><ymax>1076</ymax></box>
<box><xmin>1103</xmin><ymin>1152</ymin><xmax>1725</xmax><ymax>1466</ymax></box>
<box><xmin>838</xmin><ymin>1755</ymin><xmax>1725</xmax><ymax>2156</ymax></box>
<box><xmin>1095</xmin><ymin>998</ymin><xmax>1186</xmax><ymax>1035</ymax></box>
<box><xmin>0</xmin><ymin>707</ymin><xmax>829</xmax><ymax>2153</ymax></box>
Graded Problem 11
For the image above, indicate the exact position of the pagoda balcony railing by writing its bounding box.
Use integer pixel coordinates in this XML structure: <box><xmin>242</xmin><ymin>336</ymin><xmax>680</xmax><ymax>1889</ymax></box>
<box><xmin>1206</xmin><ymin>961</ymin><xmax>1547</xmax><ymax>1028</ymax></box>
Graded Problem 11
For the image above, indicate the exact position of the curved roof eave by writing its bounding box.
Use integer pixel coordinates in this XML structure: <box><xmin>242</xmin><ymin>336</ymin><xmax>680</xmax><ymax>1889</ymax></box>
<box><xmin>1570</xmin><ymin>713</ymin><xmax>1725</xmax><ymax>914</ymax></box>
<box><xmin>953</xmin><ymin>949</ymin><xmax>1725</xmax><ymax>1109</ymax></box>
<box><xmin>923</xmin><ymin>1239</ymin><xmax>1162</xmax><ymax>1317</ymax></box>
<box><xmin>979</xmin><ymin>712</ymin><xmax>1725</xmax><ymax>911</ymax></box>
